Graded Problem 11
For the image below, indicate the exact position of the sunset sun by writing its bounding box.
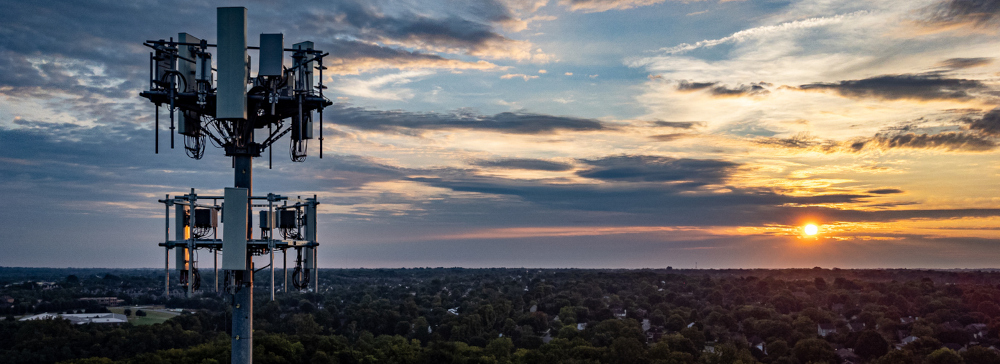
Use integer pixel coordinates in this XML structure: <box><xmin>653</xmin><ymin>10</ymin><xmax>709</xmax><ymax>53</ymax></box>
<box><xmin>804</xmin><ymin>224</ymin><xmax>819</xmax><ymax>236</ymax></box>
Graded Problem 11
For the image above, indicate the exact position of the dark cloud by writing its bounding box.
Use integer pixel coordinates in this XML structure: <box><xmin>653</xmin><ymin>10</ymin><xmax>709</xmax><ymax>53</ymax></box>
<box><xmin>327</xmin><ymin>104</ymin><xmax>611</xmax><ymax>135</ymax></box>
<box><xmin>676</xmin><ymin>81</ymin><xmax>717</xmax><ymax>91</ymax></box>
<box><xmin>0</xmin><ymin>0</ymin><xmax>516</xmax><ymax>101</ymax></box>
<box><xmin>755</xmin><ymin>129</ymin><xmax>997</xmax><ymax>153</ymax></box>
<box><xmin>576</xmin><ymin>155</ymin><xmax>738</xmax><ymax>185</ymax></box>
<box><xmin>798</xmin><ymin>74</ymin><xmax>987</xmax><ymax>101</ymax></box>
<box><xmin>709</xmin><ymin>82</ymin><xmax>771</xmax><ymax>97</ymax></box>
<box><xmin>471</xmin><ymin>158</ymin><xmax>574</xmax><ymax>171</ymax></box>
<box><xmin>924</xmin><ymin>0</ymin><xmax>1000</xmax><ymax>27</ymax></box>
<box><xmin>649</xmin><ymin>133</ymin><xmax>693</xmax><ymax>142</ymax></box>
<box><xmin>653</xmin><ymin>121</ymin><xmax>703</xmax><ymax>129</ymax></box>
<box><xmin>852</xmin><ymin>132</ymin><xmax>997</xmax><ymax>152</ymax></box>
<box><xmin>938</xmin><ymin>57</ymin><xmax>993</xmax><ymax>69</ymax></box>
<box><xmin>323</xmin><ymin>38</ymin><xmax>496</xmax><ymax>74</ymax></box>
<box><xmin>867</xmin><ymin>188</ymin><xmax>904</xmax><ymax>195</ymax></box>
<box><xmin>753</xmin><ymin>133</ymin><xmax>827</xmax><ymax>149</ymax></box>
<box><xmin>299</xmin><ymin>0</ymin><xmax>530</xmax><ymax>59</ymax></box>
<box><xmin>967</xmin><ymin>108</ymin><xmax>1000</xmax><ymax>135</ymax></box>
<box><xmin>677</xmin><ymin>81</ymin><xmax>771</xmax><ymax>97</ymax></box>
<box><xmin>407</xmin><ymin>171</ymin><xmax>971</xmax><ymax>227</ymax></box>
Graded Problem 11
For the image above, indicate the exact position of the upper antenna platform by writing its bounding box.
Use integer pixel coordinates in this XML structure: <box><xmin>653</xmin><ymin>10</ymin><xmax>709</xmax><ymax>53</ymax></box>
<box><xmin>140</xmin><ymin>7</ymin><xmax>332</xmax><ymax>165</ymax></box>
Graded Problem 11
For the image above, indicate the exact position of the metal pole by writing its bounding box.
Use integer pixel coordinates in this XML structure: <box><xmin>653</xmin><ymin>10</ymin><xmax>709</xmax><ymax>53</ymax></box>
<box><xmin>164</xmin><ymin>247</ymin><xmax>170</xmax><ymax>297</ymax></box>
<box><xmin>215</xmin><ymin>225</ymin><xmax>219</xmax><ymax>293</ymax></box>
<box><xmin>164</xmin><ymin>194</ymin><xmax>170</xmax><ymax>297</ymax></box>
<box><xmin>188</xmin><ymin>188</ymin><xmax>196</xmax><ymax>298</ymax></box>
<box><xmin>269</xmin><ymin>197</ymin><xmax>274</xmax><ymax>301</ymax></box>
<box><xmin>283</xmin><ymin>248</ymin><xmax>288</xmax><ymax>293</ymax></box>
<box><xmin>232</xmin><ymin>153</ymin><xmax>253</xmax><ymax>364</ymax></box>
<box><xmin>313</xmin><ymin>195</ymin><xmax>318</xmax><ymax>292</ymax></box>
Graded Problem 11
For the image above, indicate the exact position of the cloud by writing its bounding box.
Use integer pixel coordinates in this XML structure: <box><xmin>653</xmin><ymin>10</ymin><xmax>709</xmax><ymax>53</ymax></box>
<box><xmin>797</xmin><ymin>73</ymin><xmax>988</xmax><ymax>101</ymax></box>
<box><xmin>966</xmin><ymin>108</ymin><xmax>1000</xmax><ymax>135</ymax></box>
<box><xmin>922</xmin><ymin>0</ymin><xmax>1000</xmax><ymax>28</ymax></box>
<box><xmin>854</xmin><ymin>132</ymin><xmax>997</xmax><ymax>152</ymax></box>
<box><xmin>659</xmin><ymin>11</ymin><xmax>866</xmax><ymax>54</ymax></box>
<box><xmin>867</xmin><ymin>188</ymin><xmax>904</xmax><ymax>194</ymax></box>
<box><xmin>653</xmin><ymin>121</ymin><xmax>704</xmax><ymax>129</ymax></box>
<box><xmin>755</xmin><ymin>127</ymin><xmax>998</xmax><ymax>153</ymax></box>
<box><xmin>938</xmin><ymin>57</ymin><xmax>994</xmax><ymax>69</ymax></box>
<box><xmin>334</xmin><ymin>70</ymin><xmax>436</xmax><ymax>100</ymax></box>
<box><xmin>576</xmin><ymin>155</ymin><xmax>738</xmax><ymax>185</ymax></box>
<box><xmin>559</xmin><ymin>0</ymin><xmax>669</xmax><ymax>13</ymax></box>
<box><xmin>501</xmin><ymin>73</ymin><xmax>540</xmax><ymax>81</ymax></box>
<box><xmin>323</xmin><ymin>39</ymin><xmax>501</xmax><ymax>74</ymax></box>
<box><xmin>302</xmin><ymin>1</ymin><xmax>551</xmax><ymax>61</ymax></box>
<box><xmin>675</xmin><ymin>80</ymin><xmax>771</xmax><ymax>97</ymax></box>
<box><xmin>753</xmin><ymin>133</ymin><xmax>829</xmax><ymax>150</ymax></box>
<box><xmin>649</xmin><ymin>133</ymin><xmax>695</xmax><ymax>142</ymax></box>
<box><xmin>471</xmin><ymin>158</ymin><xmax>574</xmax><ymax>171</ymax></box>
<box><xmin>326</xmin><ymin>104</ymin><xmax>612</xmax><ymax>135</ymax></box>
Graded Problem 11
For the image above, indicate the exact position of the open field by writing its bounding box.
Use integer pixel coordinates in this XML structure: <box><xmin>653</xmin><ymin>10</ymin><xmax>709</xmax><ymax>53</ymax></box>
<box><xmin>107</xmin><ymin>306</ymin><xmax>179</xmax><ymax>325</ymax></box>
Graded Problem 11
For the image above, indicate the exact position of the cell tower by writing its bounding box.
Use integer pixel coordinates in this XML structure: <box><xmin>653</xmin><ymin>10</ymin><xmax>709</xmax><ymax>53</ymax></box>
<box><xmin>139</xmin><ymin>7</ymin><xmax>331</xmax><ymax>364</ymax></box>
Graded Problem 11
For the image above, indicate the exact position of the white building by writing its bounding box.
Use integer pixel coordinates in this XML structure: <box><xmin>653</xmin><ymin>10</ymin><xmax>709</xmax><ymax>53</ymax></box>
<box><xmin>20</xmin><ymin>312</ymin><xmax>127</xmax><ymax>325</ymax></box>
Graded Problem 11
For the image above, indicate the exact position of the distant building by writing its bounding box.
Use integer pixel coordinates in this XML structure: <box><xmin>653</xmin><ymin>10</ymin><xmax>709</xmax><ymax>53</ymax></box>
<box><xmin>818</xmin><ymin>323</ymin><xmax>837</xmax><ymax>337</ymax></box>
<box><xmin>749</xmin><ymin>336</ymin><xmax>766</xmax><ymax>355</ymax></box>
<box><xmin>79</xmin><ymin>297</ymin><xmax>124</xmax><ymax>306</ymax></box>
<box><xmin>896</xmin><ymin>335</ymin><xmax>919</xmax><ymax>350</ymax></box>
<box><xmin>836</xmin><ymin>348</ymin><xmax>860</xmax><ymax>364</ymax></box>
<box><xmin>20</xmin><ymin>312</ymin><xmax>127</xmax><ymax>325</ymax></box>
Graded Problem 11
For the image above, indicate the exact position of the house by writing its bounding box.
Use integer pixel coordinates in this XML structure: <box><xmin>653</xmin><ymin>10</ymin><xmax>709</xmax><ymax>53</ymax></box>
<box><xmin>896</xmin><ymin>335</ymin><xmax>919</xmax><ymax>350</ymax></box>
<box><xmin>968</xmin><ymin>324</ymin><xmax>989</xmax><ymax>340</ymax></box>
<box><xmin>900</xmin><ymin>316</ymin><xmax>918</xmax><ymax>325</ymax></box>
<box><xmin>836</xmin><ymin>348</ymin><xmax>860</xmax><ymax>364</ymax></box>
<box><xmin>541</xmin><ymin>329</ymin><xmax>553</xmax><ymax>344</ymax></box>
<box><xmin>576</xmin><ymin>323</ymin><xmax>587</xmax><ymax>330</ymax></box>
<box><xmin>749</xmin><ymin>336</ymin><xmax>767</xmax><ymax>355</ymax></box>
<box><xmin>646</xmin><ymin>327</ymin><xmax>664</xmax><ymax>343</ymax></box>
<box><xmin>818</xmin><ymin>323</ymin><xmax>837</xmax><ymax>337</ymax></box>
<box><xmin>642</xmin><ymin>319</ymin><xmax>651</xmax><ymax>332</ymax></box>
<box><xmin>612</xmin><ymin>308</ymin><xmax>627</xmax><ymax>319</ymax></box>
<box><xmin>848</xmin><ymin>322</ymin><xmax>865</xmax><ymax>332</ymax></box>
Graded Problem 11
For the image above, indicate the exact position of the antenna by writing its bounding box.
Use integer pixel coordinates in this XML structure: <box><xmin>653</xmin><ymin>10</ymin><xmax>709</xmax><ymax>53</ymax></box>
<box><xmin>142</xmin><ymin>7</ymin><xmax>330</xmax><ymax>364</ymax></box>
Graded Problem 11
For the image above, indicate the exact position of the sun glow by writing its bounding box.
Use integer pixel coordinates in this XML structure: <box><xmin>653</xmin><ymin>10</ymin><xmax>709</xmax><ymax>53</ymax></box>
<box><xmin>804</xmin><ymin>224</ymin><xmax>819</xmax><ymax>236</ymax></box>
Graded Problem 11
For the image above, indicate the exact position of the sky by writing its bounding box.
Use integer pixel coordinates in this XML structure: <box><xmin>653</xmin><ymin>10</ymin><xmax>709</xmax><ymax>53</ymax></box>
<box><xmin>1</xmin><ymin>0</ymin><xmax>1000</xmax><ymax>269</ymax></box>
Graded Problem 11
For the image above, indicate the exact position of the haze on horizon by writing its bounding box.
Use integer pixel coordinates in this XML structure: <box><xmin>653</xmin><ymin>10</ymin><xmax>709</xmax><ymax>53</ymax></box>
<box><xmin>1</xmin><ymin>0</ymin><xmax>999</xmax><ymax>269</ymax></box>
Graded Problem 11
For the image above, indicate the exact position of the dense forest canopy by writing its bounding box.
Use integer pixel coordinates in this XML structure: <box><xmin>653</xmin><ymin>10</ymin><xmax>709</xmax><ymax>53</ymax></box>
<box><xmin>3</xmin><ymin>267</ymin><xmax>1000</xmax><ymax>364</ymax></box>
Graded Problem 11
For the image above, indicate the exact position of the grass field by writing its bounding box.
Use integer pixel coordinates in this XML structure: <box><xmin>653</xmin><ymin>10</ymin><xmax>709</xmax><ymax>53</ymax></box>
<box><xmin>108</xmin><ymin>306</ymin><xmax>179</xmax><ymax>325</ymax></box>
